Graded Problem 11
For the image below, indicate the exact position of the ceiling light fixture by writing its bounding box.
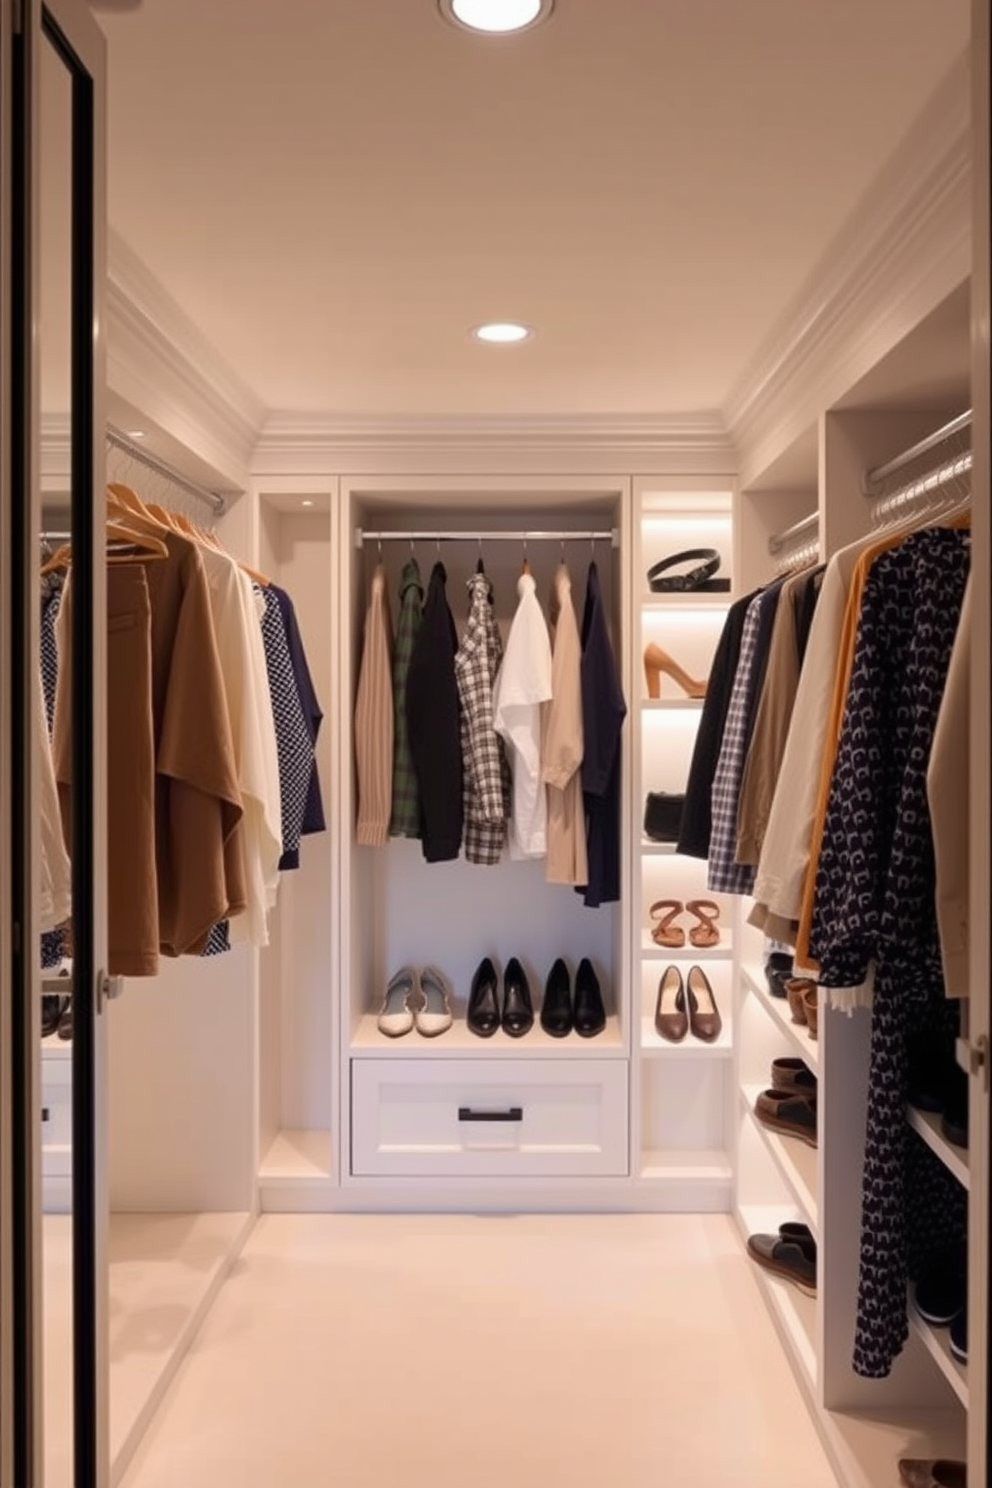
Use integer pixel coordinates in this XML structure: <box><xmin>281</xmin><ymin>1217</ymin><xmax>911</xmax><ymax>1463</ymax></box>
<box><xmin>126</xmin><ymin>429</ymin><xmax>145</xmax><ymax>439</ymax></box>
<box><xmin>440</xmin><ymin>0</ymin><xmax>553</xmax><ymax>36</ymax></box>
<box><xmin>473</xmin><ymin>321</ymin><xmax>533</xmax><ymax>344</ymax></box>
<box><xmin>301</xmin><ymin>499</ymin><xmax>314</xmax><ymax>508</ymax></box>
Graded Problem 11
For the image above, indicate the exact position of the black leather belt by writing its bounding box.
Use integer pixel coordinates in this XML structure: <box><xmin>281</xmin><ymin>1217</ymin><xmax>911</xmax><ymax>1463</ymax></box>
<box><xmin>647</xmin><ymin>547</ymin><xmax>730</xmax><ymax>593</ymax></box>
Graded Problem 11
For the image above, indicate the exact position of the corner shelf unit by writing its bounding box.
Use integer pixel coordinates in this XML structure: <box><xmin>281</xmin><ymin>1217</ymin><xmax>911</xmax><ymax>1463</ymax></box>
<box><xmin>633</xmin><ymin>480</ymin><xmax>736</xmax><ymax>1207</ymax></box>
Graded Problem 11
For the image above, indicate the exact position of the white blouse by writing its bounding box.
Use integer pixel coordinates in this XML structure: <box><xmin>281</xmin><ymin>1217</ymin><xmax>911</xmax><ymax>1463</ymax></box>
<box><xmin>493</xmin><ymin>572</ymin><xmax>553</xmax><ymax>860</ymax></box>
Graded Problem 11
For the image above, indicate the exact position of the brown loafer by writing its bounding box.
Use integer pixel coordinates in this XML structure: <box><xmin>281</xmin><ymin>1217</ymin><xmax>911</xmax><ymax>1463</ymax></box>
<box><xmin>654</xmin><ymin>966</ymin><xmax>687</xmax><ymax>1042</ymax></box>
<box><xmin>898</xmin><ymin>1462</ymin><xmax>967</xmax><ymax>1488</ymax></box>
<box><xmin>754</xmin><ymin>1089</ymin><xmax>818</xmax><ymax>1147</ymax></box>
<box><xmin>686</xmin><ymin>964</ymin><xmax>721</xmax><ymax>1042</ymax></box>
<box><xmin>771</xmin><ymin>1057</ymin><xmax>817</xmax><ymax>1098</ymax></box>
<box><xmin>746</xmin><ymin>1231</ymin><xmax>817</xmax><ymax>1296</ymax></box>
<box><xmin>803</xmin><ymin>986</ymin><xmax>819</xmax><ymax>1039</ymax></box>
<box><xmin>785</xmin><ymin>976</ymin><xmax>815</xmax><ymax>1025</ymax></box>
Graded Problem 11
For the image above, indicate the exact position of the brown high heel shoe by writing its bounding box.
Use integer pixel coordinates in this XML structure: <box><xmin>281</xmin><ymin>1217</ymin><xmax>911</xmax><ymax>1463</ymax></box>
<box><xmin>686</xmin><ymin>965</ymin><xmax>722</xmax><ymax>1042</ymax></box>
<box><xmin>654</xmin><ymin>966</ymin><xmax>688</xmax><ymax>1042</ymax></box>
<box><xmin>643</xmin><ymin>642</ymin><xmax>708</xmax><ymax>700</ymax></box>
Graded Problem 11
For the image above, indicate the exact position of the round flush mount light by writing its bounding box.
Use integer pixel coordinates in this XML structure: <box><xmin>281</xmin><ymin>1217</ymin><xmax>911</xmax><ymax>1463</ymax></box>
<box><xmin>473</xmin><ymin>321</ymin><xmax>534</xmax><ymax>344</ymax></box>
<box><xmin>440</xmin><ymin>0</ymin><xmax>554</xmax><ymax>36</ymax></box>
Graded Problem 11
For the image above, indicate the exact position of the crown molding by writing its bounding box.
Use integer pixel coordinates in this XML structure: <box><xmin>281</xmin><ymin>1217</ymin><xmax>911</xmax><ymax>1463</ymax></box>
<box><xmin>725</xmin><ymin>51</ymin><xmax>971</xmax><ymax>485</ymax></box>
<box><xmin>253</xmin><ymin>411</ymin><xmax>734</xmax><ymax>475</ymax></box>
<box><xmin>107</xmin><ymin>230</ymin><xmax>265</xmax><ymax>480</ymax></box>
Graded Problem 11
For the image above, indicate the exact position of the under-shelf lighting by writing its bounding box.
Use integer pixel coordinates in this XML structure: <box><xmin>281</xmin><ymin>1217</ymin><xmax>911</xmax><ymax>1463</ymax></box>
<box><xmin>441</xmin><ymin>0</ymin><xmax>553</xmax><ymax>35</ymax></box>
<box><xmin>473</xmin><ymin>321</ymin><xmax>533</xmax><ymax>344</ymax></box>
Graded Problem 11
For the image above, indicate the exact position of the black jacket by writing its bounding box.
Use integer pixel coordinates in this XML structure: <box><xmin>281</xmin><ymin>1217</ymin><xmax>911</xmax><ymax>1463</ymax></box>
<box><xmin>576</xmin><ymin>562</ymin><xmax>627</xmax><ymax>907</ymax></box>
<box><xmin>406</xmin><ymin>562</ymin><xmax>463</xmax><ymax>862</ymax></box>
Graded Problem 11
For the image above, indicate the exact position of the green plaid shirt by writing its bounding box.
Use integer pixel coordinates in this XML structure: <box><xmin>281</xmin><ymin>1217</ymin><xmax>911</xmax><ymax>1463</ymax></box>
<box><xmin>389</xmin><ymin>558</ymin><xmax>424</xmax><ymax>837</ymax></box>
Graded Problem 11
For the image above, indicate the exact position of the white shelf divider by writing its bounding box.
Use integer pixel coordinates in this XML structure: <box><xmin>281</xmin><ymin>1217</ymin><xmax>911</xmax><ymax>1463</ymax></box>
<box><xmin>640</xmin><ymin>930</ymin><xmax>733</xmax><ymax>961</ymax></box>
<box><xmin>350</xmin><ymin>1013</ymin><xmax>626</xmax><ymax>1057</ymax></box>
<box><xmin>641</xmin><ymin>1016</ymin><xmax>734</xmax><ymax>1060</ymax></box>
<box><xmin>907</xmin><ymin>1296</ymin><xmax>969</xmax><ymax>1409</ymax></box>
<box><xmin>906</xmin><ymin>1104</ymin><xmax>970</xmax><ymax>1190</ymax></box>
<box><xmin>742</xmin><ymin>962</ymin><xmax>820</xmax><ymax>1074</ymax></box>
<box><xmin>741</xmin><ymin>1084</ymin><xmax>819</xmax><ymax>1235</ymax></box>
<box><xmin>640</xmin><ymin>1148</ymin><xmax>732</xmax><ymax>1183</ymax></box>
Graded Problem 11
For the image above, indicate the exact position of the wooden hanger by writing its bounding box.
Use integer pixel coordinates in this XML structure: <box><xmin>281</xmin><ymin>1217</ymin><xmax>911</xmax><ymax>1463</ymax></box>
<box><xmin>105</xmin><ymin>517</ymin><xmax>169</xmax><ymax>564</ymax></box>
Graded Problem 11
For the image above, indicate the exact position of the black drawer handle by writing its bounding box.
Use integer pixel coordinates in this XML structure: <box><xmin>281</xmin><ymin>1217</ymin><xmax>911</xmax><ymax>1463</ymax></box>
<box><xmin>41</xmin><ymin>1108</ymin><xmax>50</xmax><ymax>1123</ymax></box>
<box><xmin>458</xmin><ymin>1106</ymin><xmax>523</xmax><ymax>1123</ymax></box>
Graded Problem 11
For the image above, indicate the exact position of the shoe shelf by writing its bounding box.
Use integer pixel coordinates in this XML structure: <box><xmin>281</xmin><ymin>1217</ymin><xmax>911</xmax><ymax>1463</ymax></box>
<box><xmin>641</xmin><ymin>596</ymin><xmax>732</xmax><ymax>613</ymax></box>
<box><xmin>640</xmin><ymin>1148</ymin><xmax>732</xmax><ymax>1183</ymax></box>
<box><xmin>736</xmin><ymin>1202</ymin><xmax>817</xmax><ymax>1390</ymax></box>
<box><xmin>740</xmin><ymin>1084</ymin><xmax>819</xmax><ymax>1236</ymax></box>
<box><xmin>821</xmin><ymin>1407</ymin><xmax>967</xmax><ymax>1488</ymax></box>
<box><xmin>639</xmin><ymin>930</ymin><xmax>733</xmax><ymax>961</ymax></box>
<box><xmin>350</xmin><ymin>1012</ymin><xmax>626</xmax><ymax>1057</ymax></box>
<box><xmin>641</xmin><ymin>698</ymin><xmax>705</xmax><ymax>711</ymax></box>
<box><xmin>905</xmin><ymin>1103</ymin><xmax>970</xmax><ymax>1190</ymax></box>
<box><xmin>742</xmin><ymin>963</ymin><xmax>821</xmax><ymax>1074</ymax></box>
<box><xmin>640</xmin><ymin>1016</ymin><xmax>734</xmax><ymax>1059</ymax></box>
<box><xmin>640</xmin><ymin>839</ymin><xmax>678</xmax><ymax>856</ymax></box>
<box><xmin>907</xmin><ymin>1293</ymin><xmax>969</xmax><ymax>1409</ymax></box>
<box><xmin>259</xmin><ymin>1129</ymin><xmax>334</xmax><ymax>1184</ymax></box>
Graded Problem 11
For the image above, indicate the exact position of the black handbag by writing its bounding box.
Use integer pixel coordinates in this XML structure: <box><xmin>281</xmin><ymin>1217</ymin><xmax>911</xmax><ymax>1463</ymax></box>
<box><xmin>643</xmin><ymin>791</ymin><xmax>685</xmax><ymax>843</ymax></box>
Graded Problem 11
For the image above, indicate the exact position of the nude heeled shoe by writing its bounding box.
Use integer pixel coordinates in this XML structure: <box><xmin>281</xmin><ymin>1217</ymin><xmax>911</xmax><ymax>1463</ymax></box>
<box><xmin>643</xmin><ymin>642</ymin><xmax>707</xmax><ymax>700</ymax></box>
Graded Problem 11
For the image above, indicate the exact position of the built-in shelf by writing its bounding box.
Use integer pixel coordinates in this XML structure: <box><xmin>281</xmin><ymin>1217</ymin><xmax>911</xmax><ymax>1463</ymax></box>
<box><xmin>259</xmin><ymin>1129</ymin><xmax>333</xmax><ymax>1182</ymax></box>
<box><xmin>640</xmin><ymin>930</ymin><xmax>733</xmax><ymax>961</ymax></box>
<box><xmin>821</xmin><ymin>1407</ymin><xmax>967</xmax><ymax>1488</ymax></box>
<box><xmin>41</xmin><ymin>1035</ymin><xmax>71</xmax><ymax>1061</ymax></box>
<box><xmin>741</xmin><ymin>1084</ymin><xmax>818</xmax><ymax>1234</ymax></box>
<box><xmin>350</xmin><ymin>1013</ymin><xmax>626</xmax><ymax>1057</ymax></box>
<box><xmin>906</xmin><ymin>1103</ymin><xmax>970</xmax><ymax>1190</ymax></box>
<box><xmin>640</xmin><ymin>839</ymin><xmax>678</xmax><ymax>855</ymax></box>
<box><xmin>642</xmin><ymin>596</ymin><xmax>732</xmax><ymax>613</ymax></box>
<box><xmin>742</xmin><ymin>963</ymin><xmax>820</xmax><ymax>1074</ymax></box>
<box><xmin>640</xmin><ymin>1016</ymin><xmax>733</xmax><ymax>1059</ymax></box>
<box><xmin>640</xmin><ymin>1148</ymin><xmax>732</xmax><ymax>1183</ymax></box>
<box><xmin>737</xmin><ymin>1203</ymin><xmax>816</xmax><ymax>1388</ymax></box>
<box><xmin>640</xmin><ymin>697</ymin><xmax>705</xmax><ymax>710</ymax></box>
<box><xmin>907</xmin><ymin>1296</ymin><xmax>968</xmax><ymax>1408</ymax></box>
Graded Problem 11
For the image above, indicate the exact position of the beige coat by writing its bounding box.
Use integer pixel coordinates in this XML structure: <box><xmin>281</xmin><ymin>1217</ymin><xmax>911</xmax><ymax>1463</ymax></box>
<box><xmin>354</xmin><ymin>563</ymin><xmax>394</xmax><ymax>846</ymax></box>
<box><xmin>542</xmin><ymin>564</ymin><xmax>587</xmax><ymax>886</ymax></box>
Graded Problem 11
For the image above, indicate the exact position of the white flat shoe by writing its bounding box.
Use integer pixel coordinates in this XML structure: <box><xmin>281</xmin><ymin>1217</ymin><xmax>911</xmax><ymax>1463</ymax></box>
<box><xmin>416</xmin><ymin>965</ymin><xmax>453</xmax><ymax>1037</ymax></box>
<box><xmin>377</xmin><ymin>967</ymin><xmax>417</xmax><ymax>1037</ymax></box>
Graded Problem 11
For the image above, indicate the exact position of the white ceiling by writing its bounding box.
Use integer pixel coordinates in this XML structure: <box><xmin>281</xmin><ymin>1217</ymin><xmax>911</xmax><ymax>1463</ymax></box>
<box><xmin>93</xmin><ymin>0</ymin><xmax>969</xmax><ymax>421</ymax></box>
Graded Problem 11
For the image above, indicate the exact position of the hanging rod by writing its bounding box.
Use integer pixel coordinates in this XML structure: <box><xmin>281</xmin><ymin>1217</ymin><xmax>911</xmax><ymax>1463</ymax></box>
<box><xmin>870</xmin><ymin>450</ymin><xmax>972</xmax><ymax>520</ymax></box>
<box><xmin>768</xmin><ymin>510</ymin><xmax>819</xmax><ymax>556</ymax></box>
<box><xmin>41</xmin><ymin>530</ymin><xmax>71</xmax><ymax>543</ymax></box>
<box><xmin>356</xmin><ymin>527</ymin><xmax>620</xmax><ymax>548</ymax></box>
<box><xmin>863</xmin><ymin>410</ymin><xmax>972</xmax><ymax>493</ymax></box>
<box><xmin>106</xmin><ymin>426</ymin><xmax>231</xmax><ymax>516</ymax></box>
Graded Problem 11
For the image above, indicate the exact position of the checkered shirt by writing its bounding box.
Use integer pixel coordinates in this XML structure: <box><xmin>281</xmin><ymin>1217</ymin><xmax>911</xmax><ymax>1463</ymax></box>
<box><xmin>389</xmin><ymin>558</ymin><xmax>424</xmax><ymax>838</ymax></box>
<box><xmin>707</xmin><ymin>592</ymin><xmax>763</xmax><ymax>894</ymax></box>
<box><xmin>455</xmin><ymin>572</ymin><xmax>509</xmax><ymax>865</ymax></box>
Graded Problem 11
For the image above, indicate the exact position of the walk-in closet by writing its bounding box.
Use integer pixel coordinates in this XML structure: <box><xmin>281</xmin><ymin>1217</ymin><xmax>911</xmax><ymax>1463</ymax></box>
<box><xmin>1</xmin><ymin>2</ymin><xmax>987</xmax><ymax>1487</ymax></box>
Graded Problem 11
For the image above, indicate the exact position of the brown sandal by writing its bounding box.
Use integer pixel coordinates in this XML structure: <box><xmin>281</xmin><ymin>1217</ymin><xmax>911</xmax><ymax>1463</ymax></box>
<box><xmin>686</xmin><ymin>898</ymin><xmax>721</xmax><ymax>948</ymax></box>
<box><xmin>649</xmin><ymin>899</ymin><xmax>685</xmax><ymax>948</ymax></box>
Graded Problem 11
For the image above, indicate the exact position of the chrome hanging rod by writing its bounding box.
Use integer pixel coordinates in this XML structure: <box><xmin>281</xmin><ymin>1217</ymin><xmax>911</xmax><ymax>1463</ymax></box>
<box><xmin>356</xmin><ymin>527</ymin><xmax>620</xmax><ymax>548</ymax></box>
<box><xmin>863</xmin><ymin>410</ymin><xmax>972</xmax><ymax>493</ymax></box>
<box><xmin>870</xmin><ymin>450</ymin><xmax>973</xmax><ymax>521</ymax></box>
<box><xmin>768</xmin><ymin>510</ymin><xmax>819</xmax><ymax>556</ymax></box>
<box><xmin>106</xmin><ymin>425</ymin><xmax>231</xmax><ymax>516</ymax></box>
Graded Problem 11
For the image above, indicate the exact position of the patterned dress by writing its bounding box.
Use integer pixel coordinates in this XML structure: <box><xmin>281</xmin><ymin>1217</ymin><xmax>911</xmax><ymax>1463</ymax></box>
<box><xmin>455</xmin><ymin>571</ymin><xmax>510</xmax><ymax>865</ymax></box>
<box><xmin>808</xmin><ymin>526</ymin><xmax>970</xmax><ymax>1377</ymax></box>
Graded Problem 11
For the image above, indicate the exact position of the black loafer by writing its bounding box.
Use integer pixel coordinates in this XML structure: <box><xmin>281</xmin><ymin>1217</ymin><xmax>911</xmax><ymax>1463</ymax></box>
<box><xmin>467</xmin><ymin>957</ymin><xmax>500</xmax><ymax>1038</ymax></box>
<box><xmin>502</xmin><ymin>957</ymin><xmax>534</xmax><ymax>1038</ymax></box>
<box><xmin>573</xmin><ymin>958</ymin><xmax>606</xmax><ymax>1038</ymax></box>
<box><xmin>764</xmin><ymin>951</ymin><xmax>794</xmax><ymax>1000</ymax></box>
<box><xmin>540</xmin><ymin>958</ymin><xmax>572</xmax><ymax>1038</ymax></box>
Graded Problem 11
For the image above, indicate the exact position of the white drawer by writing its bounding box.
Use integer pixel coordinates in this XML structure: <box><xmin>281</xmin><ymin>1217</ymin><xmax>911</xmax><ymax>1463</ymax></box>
<box><xmin>351</xmin><ymin>1058</ymin><xmax>628</xmax><ymax>1178</ymax></box>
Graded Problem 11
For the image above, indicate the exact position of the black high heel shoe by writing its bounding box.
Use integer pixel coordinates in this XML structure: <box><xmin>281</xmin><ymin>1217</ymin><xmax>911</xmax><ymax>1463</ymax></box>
<box><xmin>540</xmin><ymin>958</ymin><xmax>572</xmax><ymax>1038</ymax></box>
<box><xmin>573</xmin><ymin>958</ymin><xmax>606</xmax><ymax>1038</ymax></box>
<box><xmin>502</xmin><ymin>958</ymin><xmax>534</xmax><ymax>1038</ymax></box>
<box><xmin>467</xmin><ymin>957</ymin><xmax>500</xmax><ymax>1038</ymax></box>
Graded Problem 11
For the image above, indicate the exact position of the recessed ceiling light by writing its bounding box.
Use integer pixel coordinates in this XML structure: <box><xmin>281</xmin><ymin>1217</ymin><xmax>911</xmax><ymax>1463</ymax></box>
<box><xmin>127</xmin><ymin>429</ymin><xmax>145</xmax><ymax>439</ymax></box>
<box><xmin>441</xmin><ymin>0</ymin><xmax>553</xmax><ymax>36</ymax></box>
<box><xmin>301</xmin><ymin>499</ymin><xmax>314</xmax><ymax>508</ymax></box>
<box><xmin>473</xmin><ymin>321</ymin><xmax>534</xmax><ymax>344</ymax></box>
